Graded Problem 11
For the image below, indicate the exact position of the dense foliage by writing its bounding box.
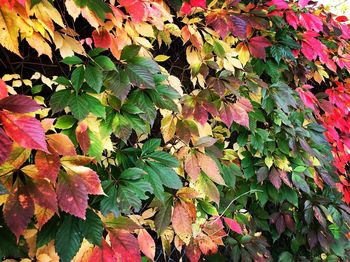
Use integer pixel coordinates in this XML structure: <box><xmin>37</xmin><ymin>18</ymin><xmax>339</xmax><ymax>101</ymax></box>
<box><xmin>0</xmin><ymin>0</ymin><xmax>349</xmax><ymax>261</ymax></box>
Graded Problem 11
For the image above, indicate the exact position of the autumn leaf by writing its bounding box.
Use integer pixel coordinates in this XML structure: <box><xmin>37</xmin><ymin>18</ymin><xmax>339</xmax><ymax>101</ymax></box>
<box><xmin>76</xmin><ymin>121</ymin><xmax>90</xmax><ymax>155</ymax></box>
<box><xmin>109</xmin><ymin>229</ymin><xmax>141</xmax><ymax>262</ymax></box>
<box><xmin>248</xmin><ymin>36</ymin><xmax>271</xmax><ymax>59</ymax></box>
<box><xmin>119</xmin><ymin>0</ymin><xmax>147</xmax><ymax>23</ymax></box>
<box><xmin>35</xmin><ymin>151</ymin><xmax>61</xmax><ymax>182</ymax></box>
<box><xmin>0</xmin><ymin>111</ymin><xmax>48</xmax><ymax>152</ymax></box>
<box><xmin>172</xmin><ymin>201</ymin><xmax>193</xmax><ymax>244</ymax></box>
<box><xmin>185</xmin><ymin>153</ymin><xmax>201</xmax><ymax>181</ymax></box>
<box><xmin>0</xmin><ymin>6</ymin><xmax>21</xmax><ymax>56</ymax></box>
<box><xmin>28</xmin><ymin>179</ymin><xmax>58</xmax><ymax>212</ymax></box>
<box><xmin>0</xmin><ymin>95</ymin><xmax>41</xmax><ymax>113</ymax></box>
<box><xmin>196</xmin><ymin>152</ymin><xmax>225</xmax><ymax>185</ymax></box>
<box><xmin>3</xmin><ymin>182</ymin><xmax>34</xmax><ymax>241</ymax></box>
<box><xmin>138</xmin><ymin>229</ymin><xmax>155</xmax><ymax>260</ymax></box>
<box><xmin>92</xmin><ymin>29</ymin><xmax>111</xmax><ymax>49</ymax></box>
<box><xmin>223</xmin><ymin>217</ymin><xmax>242</xmax><ymax>234</ymax></box>
<box><xmin>88</xmin><ymin>239</ymin><xmax>116</xmax><ymax>262</ymax></box>
<box><xmin>0</xmin><ymin>127</ymin><xmax>12</xmax><ymax>165</ymax></box>
<box><xmin>47</xmin><ymin>133</ymin><xmax>76</xmax><ymax>156</ymax></box>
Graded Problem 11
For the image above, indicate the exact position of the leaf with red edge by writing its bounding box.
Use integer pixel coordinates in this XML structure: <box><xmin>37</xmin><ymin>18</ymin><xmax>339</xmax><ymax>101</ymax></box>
<box><xmin>197</xmin><ymin>152</ymin><xmax>225</xmax><ymax>185</ymax></box>
<box><xmin>223</xmin><ymin>217</ymin><xmax>242</xmax><ymax>234</ymax></box>
<box><xmin>76</xmin><ymin>121</ymin><xmax>90</xmax><ymax>154</ymax></box>
<box><xmin>0</xmin><ymin>111</ymin><xmax>48</xmax><ymax>152</ymax></box>
<box><xmin>185</xmin><ymin>154</ymin><xmax>201</xmax><ymax>181</ymax></box>
<box><xmin>248</xmin><ymin>36</ymin><xmax>271</xmax><ymax>59</ymax></box>
<box><xmin>0</xmin><ymin>79</ymin><xmax>8</xmax><ymax>99</ymax></box>
<box><xmin>296</xmin><ymin>86</ymin><xmax>318</xmax><ymax>110</ymax></box>
<box><xmin>89</xmin><ymin>239</ymin><xmax>116</xmax><ymax>262</ymax></box>
<box><xmin>47</xmin><ymin>133</ymin><xmax>76</xmax><ymax>156</ymax></box>
<box><xmin>35</xmin><ymin>151</ymin><xmax>61</xmax><ymax>182</ymax></box>
<box><xmin>92</xmin><ymin>29</ymin><xmax>111</xmax><ymax>49</ymax></box>
<box><xmin>0</xmin><ymin>127</ymin><xmax>12</xmax><ymax>165</ymax></box>
<box><xmin>137</xmin><ymin>229</ymin><xmax>155</xmax><ymax>260</ymax></box>
<box><xmin>197</xmin><ymin>233</ymin><xmax>218</xmax><ymax>255</ymax></box>
<box><xmin>3</xmin><ymin>183</ymin><xmax>34</xmax><ymax>241</ymax></box>
<box><xmin>186</xmin><ymin>243</ymin><xmax>201</xmax><ymax>262</ymax></box>
<box><xmin>0</xmin><ymin>95</ymin><xmax>41</xmax><ymax>113</ymax></box>
<box><xmin>29</xmin><ymin>179</ymin><xmax>58</xmax><ymax>212</ymax></box>
<box><xmin>56</xmin><ymin>171</ymin><xmax>88</xmax><ymax>219</ymax></box>
<box><xmin>109</xmin><ymin>229</ymin><xmax>141</xmax><ymax>262</ymax></box>
<box><xmin>172</xmin><ymin>201</ymin><xmax>193</xmax><ymax>244</ymax></box>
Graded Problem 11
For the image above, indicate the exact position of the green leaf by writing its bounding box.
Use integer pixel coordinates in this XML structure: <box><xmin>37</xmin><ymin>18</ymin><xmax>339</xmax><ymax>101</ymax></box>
<box><xmin>31</xmin><ymin>0</ymin><xmax>42</xmax><ymax>7</ymax></box>
<box><xmin>278</xmin><ymin>252</ymin><xmax>294</xmax><ymax>262</ymax></box>
<box><xmin>69</xmin><ymin>95</ymin><xmax>89</xmax><ymax>120</ymax></box>
<box><xmin>36</xmin><ymin>217</ymin><xmax>59</xmax><ymax>248</ymax></box>
<box><xmin>141</xmin><ymin>139</ymin><xmax>161</xmax><ymax>155</ymax></box>
<box><xmin>147</xmin><ymin>161</ymin><xmax>182</xmax><ymax>189</ymax></box>
<box><xmin>54</xmin><ymin>76</ymin><xmax>71</xmax><ymax>86</ymax></box>
<box><xmin>81</xmin><ymin>209</ymin><xmax>103</xmax><ymax>246</ymax></box>
<box><xmin>85</xmin><ymin>64</ymin><xmax>103</xmax><ymax>93</ymax></box>
<box><xmin>74</xmin><ymin>0</ymin><xmax>87</xmax><ymax>7</ymax></box>
<box><xmin>55</xmin><ymin>115</ymin><xmax>77</xmax><ymax>130</ymax></box>
<box><xmin>100</xmin><ymin>182</ymin><xmax>118</xmax><ymax>216</ymax></box>
<box><xmin>126</xmin><ymin>64</ymin><xmax>155</xmax><ymax>89</ymax></box>
<box><xmin>292</xmin><ymin>173</ymin><xmax>310</xmax><ymax>194</ymax></box>
<box><xmin>61</xmin><ymin>56</ymin><xmax>83</xmax><ymax>65</ymax></box>
<box><xmin>55</xmin><ymin>215</ymin><xmax>83</xmax><ymax>262</ymax></box>
<box><xmin>71</xmin><ymin>66</ymin><xmax>85</xmax><ymax>92</ymax></box>
<box><xmin>104</xmin><ymin>70</ymin><xmax>131</xmax><ymax>100</ymax></box>
<box><xmin>144</xmin><ymin>166</ymin><xmax>165</xmax><ymax>202</ymax></box>
<box><xmin>81</xmin><ymin>93</ymin><xmax>106</xmax><ymax>118</ymax></box>
<box><xmin>86</xmin><ymin>0</ymin><xmax>111</xmax><ymax>20</ymax></box>
<box><xmin>213</xmin><ymin>40</ymin><xmax>225</xmax><ymax>58</ymax></box>
<box><xmin>293</xmin><ymin>166</ymin><xmax>307</xmax><ymax>172</ymax></box>
<box><xmin>0</xmin><ymin>225</ymin><xmax>19</xmax><ymax>258</ymax></box>
<box><xmin>119</xmin><ymin>167</ymin><xmax>146</xmax><ymax>180</ymax></box>
<box><xmin>88</xmin><ymin>48</ymin><xmax>106</xmax><ymax>57</ymax></box>
<box><xmin>120</xmin><ymin>45</ymin><xmax>141</xmax><ymax>61</ymax></box>
<box><xmin>50</xmin><ymin>89</ymin><xmax>73</xmax><ymax>113</ymax></box>
<box><xmin>146</xmin><ymin>151</ymin><xmax>179</xmax><ymax>168</ymax></box>
<box><xmin>93</xmin><ymin>55</ymin><xmax>116</xmax><ymax>70</ymax></box>
<box><xmin>154</xmin><ymin>194</ymin><xmax>173</xmax><ymax>236</ymax></box>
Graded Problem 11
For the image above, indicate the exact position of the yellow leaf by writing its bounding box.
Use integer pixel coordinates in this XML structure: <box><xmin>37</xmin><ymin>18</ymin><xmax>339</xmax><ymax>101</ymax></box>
<box><xmin>161</xmin><ymin>114</ymin><xmax>177</xmax><ymax>143</ymax></box>
<box><xmin>155</xmin><ymin>55</ymin><xmax>170</xmax><ymax>62</ymax></box>
<box><xmin>0</xmin><ymin>7</ymin><xmax>21</xmax><ymax>57</ymax></box>
<box><xmin>134</xmin><ymin>22</ymin><xmax>155</xmax><ymax>38</ymax></box>
<box><xmin>26</xmin><ymin>32</ymin><xmax>52</xmax><ymax>59</ymax></box>
<box><xmin>65</xmin><ymin>0</ymin><xmax>81</xmax><ymax>21</ymax></box>
<box><xmin>236</xmin><ymin>42</ymin><xmax>250</xmax><ymax>66</ymax></box>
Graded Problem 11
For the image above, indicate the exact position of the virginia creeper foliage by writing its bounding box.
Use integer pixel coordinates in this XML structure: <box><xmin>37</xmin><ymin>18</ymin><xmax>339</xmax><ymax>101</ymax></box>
<box><xmin>0</xmin><ymin>0</ymin><xmax>350</xmax><ymax>261</ymax></box>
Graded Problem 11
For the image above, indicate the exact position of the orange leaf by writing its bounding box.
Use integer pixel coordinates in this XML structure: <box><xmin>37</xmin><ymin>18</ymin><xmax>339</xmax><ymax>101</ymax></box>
<box><xmin>196</xmin><ymin>152</ymin><xmax>225</xmax><ymax>185</ymax></box>
<box><xmin>138</xmin><ymin>229</ymin><xmax>155</xmax><ymax>260</ymax></box>
<box><xmin>172</xmin><ymin>201</ymin><xmax>192</xmax><ymax>244</ymax></box>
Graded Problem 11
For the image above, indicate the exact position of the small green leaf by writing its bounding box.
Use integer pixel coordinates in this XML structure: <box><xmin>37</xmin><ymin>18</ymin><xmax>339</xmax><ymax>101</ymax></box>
<box><xmin>141</xmin><ymin>139</ymin><xmax>161</xmax><ymax>155</ymax></box>
<box><xmin>93</xmin><ymin>55</ymin><xmax>116</xmax><ymax>70</ymax></box>
<box><xmin>69</xmin><ymin>95</ymin><xmax>89</xmax><ymax>120</ymax></box>
<box><xmin>88</xmin><ymin>48</ymin><xmax>106</xmax><ymax>57</ymax></box>
<box><xmin>81</xmin><ymin>209</ymin><xmax>103</xmax><ymax>246</ymax></box>
<box><xmin>119</xmin><ymin>168</ymin><xmax>146</xmax><ymax>180</ymax></box>
<box><xmin>71</xmin><ymin>66</ymin><xmax>85</xmax><ymax>92</ymax></box>
<box><xmin>55</xmin><ymin>115</ymin><xmax>77</xmax><ymax>129</ymax></box>
<box><xmin>61</xmin><ymin>56</ymin><xmax>83</xmax><ymax>65</ymax></box>
<box><xmin>126</xmin><ymin>64</ymin><xmax>155</xmax><ymax>89</ymax></box>
<box><xmin>50</xmin><ymin>89</ymin><xmax>73</xmax><ymax>113</ymax></box>
<box><xmin>120</xmin><ymin>45</ymin><xmax>141</xmax><ymax>61</ymax></box>
<box><xmin>81</xmin><ymin>93</ymin><xmax>106</xmax><ymax>118</ymax></box>
<box><xmin>85</xmin><ymin>64</ymin><xmax>103</xmax><ymax>93</ymax></box>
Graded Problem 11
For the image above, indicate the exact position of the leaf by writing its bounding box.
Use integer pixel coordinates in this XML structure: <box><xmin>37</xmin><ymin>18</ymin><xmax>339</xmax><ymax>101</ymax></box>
<box><xmin>0</xmin><ymin>7</ymin><xmax>21</xmax><ymax>56</ymax></box>
<box><xmin>155</xmin><ymin>194</ymin><xmax>173</xmax><ymax>236</ymax></box>
<box><xmin>103</xmin><ymin>70</ymin><xmax>131</xmax><ymax>101</ymax></box>
<box><xmin>81</xmin><ymin>93</ymin><xmax>106</xmax><ymax>118</ymax></box>
<box><xmin>55</xmin><ymin>115</ymin><xmax>77</xmax><ymax>129</ymax></box>
<box><xmin>56</xmin><ymin>171</ymin><xmax>89</xmax><ymax>219</ymax></box>
<box><xmin>248</xmin><ymin>36</ymin><xmax>271</xmax><ymax>59</ymax></box>
<box><xmin>119</xmin><ymin>167</ymin><xmax>146</xmax><ymax>180</ymax></box>
<box><xmin>141</xmin><ymin>138</ymin><xmax>161</xmax><ymax>155</ymax></box>
<box><xmin>55</xmin><ymin>215</ymin><xmax>83</xmax><ymax>262</ymax></box>
<box><xmin>196</xmin><ymin>173</ymin><xmax>220</xmax><ymax>205</ymax></box>
<box><xmin>47</xmin><ymin>133</ymin><xmax>76</xmax><ymax>156</ymax></box>
<box><xmin>69</xmin><ymin>95</ymin><xmax>90</xmax><ymax>120</ymax></box>
<box><xmin>126</xmin><ymin>64</ymin><xmax>155</xmax><ymax>89</ymax></box>
<box><xmin>71</xmin><ymin>66</ymin><xmax>85</xmax><ymax>92</ymax></box>
<box><xmin>138</xmin><ymin>229</ymin><xmax>155</xmax><ymax>260</ymax></box>
<box><xmin>92</xmin><ymin>29</ymin><xmax>111</xmax><ymax>49</ymax></box>
<box><xmin>197</xmin><ymin>152</ymin><xmax>225</xmax><ymax>185</ymax></box>
<box><xmin>0</xmin><ymin>127</ymin><xmax>12</xmax><ymax>165</ymax></box>
<box><xmin>269</xmin><ymin>167</ymin><xmax>282</xmax><ymax>190</ymax></box>
<box><xmin>185</xmin><ymin>153</ymin><xmax>201</xmax><ymax>181</ymax></box>
<box><xmin>146</xmin><ymin>151</ymin><xmax>179</xmax><ymax>168</ymax></box>
<box><xmin>0</xmin><ymin>95</ymin><xmax>41</xmax><ymax>113</ymax></box>
<box><xmin>50</xmin><ymin>89</ymin><xmax>73</xmax><ymax>113</ymax></box>
<box><xmin>109</xmin><ymin>229</ymin><xmax>141</xmax><ymax>262</ymax></box>
<box><xmin>3</xmin><ymin>183</ymin><xmax>34</xmax><ymax>241</ymax></box>
<box><xmin>93</xmin><ymin>55</ymin><xmax>116</xmax><ymax>70</ymax></box>
<box><xmin>147</xmin><ymin>161</ymin><xmax>182</xmax><ymax>189</ymax></box>
<box><xmin>76</xmin><ymin>121</ymin><xmax>90</xmax><ymax>154</ymax></box>
<box><xmin>81</xmin><ymin>209</ymin><xmax>103</xmax><ymax>246</ymax></box>
<box><xmin>223</xmin><ymin>217</ymin><xmax>242</xmax><ymax>234</ymax></box>
<box><xmin>29</xmin><ymin>179</ymin><xmax>58</xmax><ymax>212</ymax></box>
<box><xmin>172</xmin><ymin>201</ymin><xmax>192</xmax><ymax>244</ymax></box>
<box><xmin>292</xmin><ymin>173</ymin><xmax>310</xmax><ymax>194</ymax></box>
<box><xmin>35</xmin><ymin>151</ymin><xmax>60</xmax><ymax>182</ymax></box>
<box><xmin>0</xmin><ymin>111</ymin><xmax>48</xmax><ymax>152</ymax></box>
<box><xmin>120</xmin><ymin>45</ymin><xmax>141</xmax><ymax>61</ymax></box>
<box><xmin>85</xmin><ymin>64</ymin><xmax>103</xmax><ymax>93</ymax></box>
<box><xmin>62</xmin><ymin>56</ymin><xmax>83</xmax><ymax>65</ymax></box>
<box><xmin>89</xmin><ymin>239</ymin><xmax>115</xmax><ymax>262</ymax></box>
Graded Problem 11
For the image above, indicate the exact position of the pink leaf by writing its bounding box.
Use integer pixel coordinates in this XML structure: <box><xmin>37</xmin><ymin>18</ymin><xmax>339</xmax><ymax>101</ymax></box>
<box><xmin>92</xmin><ymin>29</ymin><xmax>112</xmax><ymax>49</ymax></box>
<box><xmin>0</xmin><ymin>127</ymin><xmax>12</xmax><ymax>165</ymax></box>
<box><xmin>223</xmin><ymin>217</ymin><xmax>242</xmax><ymax>234</ymax></box>
<box><xmin>0</xmin><ymin>95</ymin><xmax>41</xmax><ymax>113</ymax></box>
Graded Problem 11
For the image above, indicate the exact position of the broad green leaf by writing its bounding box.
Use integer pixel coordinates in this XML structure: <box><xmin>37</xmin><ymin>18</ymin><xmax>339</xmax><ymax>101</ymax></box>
<box><xmin>55</xmin><ymin>215</ymin><xmax>83</xmax><ymax>262</ymax></box>
<box><xmin>93</xmin><ymin>55</ymin><xmax>116</xmax><ymax>70</ymax></box>
<box><xmin>144</xmin><ymin>166</ymin><xmax>165</xmax><ymax>202</ymax></box>
<box><xmin>85</xmin><ymin>64</ymin><xmax>103</xmax><ymax>93</ymax></box>
<box><xmin>104</xmin><ymin>70</ymin><xmax>131</xmax><ymax>100</ymax></box>
<box><xmin>146</xmin><ymin>151</ymin><xmax>179</xmax><ymax>168</ymax></box>
<box><xmin>81</xmin><ymin>209</ymin><xmax>103</xmax><ymax>246</ymax></box>
<box><xmin>50</xmin><ymin>89</ymin><xmax>73</xmax><ymax>113</ymax></box>
<box><xmin>55</xmin><ymin>115</ymin><xmax>77</xmax><ymax>129</ymax></box>
<box><xmin>120</xmin><ymin>45</ymin><xmax>141</xmax><ymax>61</ymax></box>
<box><xmin>141</xmin><ymin>139</ymin><xmax>161</xmax><ymax>156</ymax></box>
<box><xmin>36</xmin><ymin>216</ymin><xmax>59</xmax><ymax>248</ymax></box>
<box><xmin>71</xmin><ymin>66</ymin><xmax>85</xmax><ymax>92</ymax></box>
<box><xmin>81</xmin><ymin>93</ymin><xmax>106</xmax><ymax>118</ymax></box>
<box><xmin>154</xmin><ymin>194</ymin><xmax>173</xmax><ymax>236</ymax></box>
<box><xmin>69</xmin><ymin>95</ymin><xmax>89</xmax><ymax>120</ymax></box>
<box><xmin>119</xmin><ymin>167</ymin><xmax>146</xmax><ymax>180</ymax></box>
<box><xmin>147</xmin><ymin>161</ymin><xmax>182</xmax><ymax>189</ymax></box>
<box><xmin>61</xmin><ymin>56</ymin><xmax>83</xmax><ymax>65</ymax></box>
<box><xmin>126</xmin><ymin>64</ymin><xmax>155</xmax><ymax>89</ymax></box>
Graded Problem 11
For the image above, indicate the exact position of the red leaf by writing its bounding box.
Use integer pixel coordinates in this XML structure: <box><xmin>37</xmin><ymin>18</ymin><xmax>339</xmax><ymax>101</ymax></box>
<box><xmin>89</xmin><ymin>239</ymin><xmax>116</xmax><ymax>262</ymax></box>
<box><xmin>0</xmin><ymin>111</ymin><xmax>48</xmax><ymax>152</ymax></box>
<box><xmin>3</xmin><ymin>183</ymin><xmax>34</xmax><ymax>241</ymax></box>
<box><xmin>269</xmin><ymin>167</ymin><xmax>282</xmax><ymax>190</ymax></box>
<box><xmin>92</xmin><ymin>29</ymin><xmax>111</xmax><ymax>49</ymax></box>
<box><xmin>286</xmin><ymin>11</ymin><xmax>298</xmax><ymax>30</ymax></box>
<box><xmin>56</xmin><ymin>171</ymin><xmax>88</xmax><ymax>219</ymax></box>
<box><xmin>29</xmin><ymin>179</ymin><xmax>58</xmax><ymax>212</ymax></box>
<box><xmin>193</xmin><ymin>104</ymin><xmax>208</xmax><ymax>126</ymax></box>
<box><xmin>186</xmin><ymin>243</ymin><xmax>201</xmax><ymax>262</ymax></box>
<box><xmin>190</xmin><ymin>0</ymin><xmax>206</xmax><ymax>8</ymax></box>
<box><xmin>299</xmin><ymin>13</ymin><xmax>323</xmax><ymax>33</ymax></box>
<box><xmin>298</xmin><ymin>0</ymin><xmax>310</xmax><ymax>8</ymax></box>
<box><xmin>172</xmin><ymin>201</ymin><xmax>193</xmax><ymax>244</ymax></box>
<box><xmin>197</xmin><ymin>233</ymin><xmax>218</xmax><ymax>255</ymax></box>
<box><xmin>223</xmin><ymin>217</ymin><xmax>242</xmax><ymax>234</ymax></box>
<box><xmin>275</xmin><ymin>214</ymin><xmax>286</xmax><ymax>235</ymax></box>
<box><xmin>76</xmin><ymin>121</ymin><xmax>90</xmax><ymax>155</ymax></box>
<box><xmin>296</xmin><ymin>87</ymin><xmax>318</xmax><ymax>110</ymax></box>
<box><xmin>109</xmin><ymin>229</ymin><xmax>141</xmax><ymax>262</ymax></box>
<box><xmin>47</xmin><ymin>133</ymin><xmax>76</xmax><ymax>156</ymax></box>
<box><xmin>283</xmin><ymin>214</ymin><xmax>295</xmax><ymax>232</ymax></box>
<box><xmin>267</xmin><ymin>0</ymin><xmax>288</xmax><ymax>9</ymax></box>
<box><xmin>0</xmin><ymin>127</ymin><xmax>12</xmax><ymax>165</ymax></box>
<box><xmin>181</xmin><ymin>2</ymin><xmax>192</xmax><ymax>14</ymax></box>
<box><xmin>35</xmin><ymin>151</ymin><xmax>61</xmax><ymax>182</ymax></box>
<box><xmin>137</xmin><ymin>229</ymin><xmax>155</xmax><ymax>260</ymax></box>
<box><xmin>0</xmin><ymin>95</ymin><xmax>41</xmax><ymax>113</ymax></box>
<box><xmin>120</xmin><ymin>0</ymin><xmax>147</xmax><ymax>23</ymax></box>
<box><xmin>248</xmin><ymin>36</ymin><xmax>271</xmax><ymax>59</ymax></box>
<box><xmin>197</xmin><ymin>152</ymin><xmax>225</xmax><ymax>185</ymax></box>
<box><xmin>0</xmin><ymin>79</ymin><xmax>8</xmax><ymax>99</ymax></box>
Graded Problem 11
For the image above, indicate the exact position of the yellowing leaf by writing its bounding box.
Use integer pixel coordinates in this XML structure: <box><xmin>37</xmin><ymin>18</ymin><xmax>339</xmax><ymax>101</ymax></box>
<box><xmin>236</xmin><ymin>42</ymin><xmax>250</xmax><ymax>66</ymax></box>
<box><xmin>0</xmin><ymin>7</ymin><xmax>21</xmax><ymax>57</ymax></box>
<box><xmin>161</xmin><ymin>114</ymin><xmax>177</xmax><ymax>143</ymax></box>
<box><xmin>197</xmin><ymin>152</ymin><xmax>225</xmax><ymax>185</ymax></box>
<box><xmin>26</xmin><ymin>32</ymin><xmax>52</xmax><ymax>59</ymax></box>
<box><xmin>155</xmin><ymin>55</ymin><xmax>170</xmax><ymax>62</ymax></box>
